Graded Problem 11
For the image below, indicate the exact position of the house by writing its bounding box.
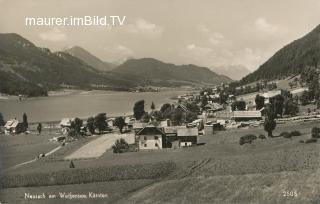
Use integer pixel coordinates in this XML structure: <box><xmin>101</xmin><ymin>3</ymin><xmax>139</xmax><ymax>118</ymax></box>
<box><xmin>59</xmin><ymin>118</ymin><xmax>74</xmax><ymax>135</ymax></box>
<box><xmin>232</xmin><ymin>111</ymin><xmax>262</xmax><ymax>122</ymax></box>
<box><xmin>263</xmin><ymin>90</ymin><xmax>282</xmax><ymax>104</ymax></box>
<box><xmin>203</xmin><ymin>122</ymin><xmax>224</xmax><ymax>135</ymax></box>
<box><xmin>187</xmin><ymin>118</ymin><xmax>204</xmax><ymax>130</ymax></box>
<box><xmin>177</xmin><ymin>128</ymin><xmax>198</xmax><ymax>147</ymax></box>
<box><xmin>136</xmin><ymin>125</ymin><xmax>165</xmax><ymax>150</ymax></box>
<box><xmin>4</xmin><ymin>119</ymin><xmax>25</xmax><ymax>134</ymax></box>
<box><xmin>160</xmin><ymin>119</ymin><xmax>171</xmax><ymax>127</ymax></box>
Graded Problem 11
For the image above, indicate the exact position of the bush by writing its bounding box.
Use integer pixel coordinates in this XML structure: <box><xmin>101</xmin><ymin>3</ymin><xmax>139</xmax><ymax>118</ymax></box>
<box><xmin>239</xmin><ymin>134</ymin><xmax>257</xmax><ymax>145</ymax></box>
<box><xmin>312</xmin><ymin>127</ymin><xmax>320</xmax><ymax>138</ymax></box>
<box><xmin>290</xmin><ymin>131</ymin><xmax>301</xmax><ymax>136</ymax></box>
<box><xmin>305</xmin><ymin>138</ymin><xmax>317</xmax><ymax>143</ymax></box>
<box><xmin>280</xmin><ymin>132</ymin><xmax>291</xmax><ymax>138</ymax></box>
<box><xmin>112</xmin><ymin>138</ymin><xmax>129</xmax><ymax>153</ymax></box>
<box><xmin>258</xmin><ymin>134</ymin><xmax>266</xmax><ymax>139</ymax></box>
<box><xmin>281</xmin><ymin>131</ymin><xmax>302</xmax><ymax>138</ymax></box>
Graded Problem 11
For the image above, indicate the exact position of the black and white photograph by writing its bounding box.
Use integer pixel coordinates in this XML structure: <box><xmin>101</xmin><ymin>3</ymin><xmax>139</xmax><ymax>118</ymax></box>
<box><xmin>0</xmin><ymin>0</ymin><xmax>320</xmax><ymax>203</ymax></box>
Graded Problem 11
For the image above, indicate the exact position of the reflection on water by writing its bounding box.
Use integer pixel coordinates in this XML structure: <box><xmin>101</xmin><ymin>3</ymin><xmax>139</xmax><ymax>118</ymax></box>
<box><xmin>0</xmin><ymin>90</ymin><xmax>188</xmax><ymax>122</ymax></box>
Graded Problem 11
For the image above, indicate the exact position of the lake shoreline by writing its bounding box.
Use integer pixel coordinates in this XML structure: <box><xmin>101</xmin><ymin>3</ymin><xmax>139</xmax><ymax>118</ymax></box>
<box><xmin>0</xmin><ymin>89</ymin><xmax>191</xmax><ymax>123</ymax></box>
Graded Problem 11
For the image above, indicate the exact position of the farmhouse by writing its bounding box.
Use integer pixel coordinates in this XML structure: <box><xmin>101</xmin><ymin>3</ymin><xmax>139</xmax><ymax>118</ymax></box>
<box><xmin>232</xmin><ymin>111</ymin><xmax>262</xmax><ymax>122</ymax></box>
<box><xmin>59</xmin><ymin>118</ymin><xmax>74</xmax><ymax>135</ymax></box>
<box><xmin>136</xmin><ymin>125</ymin><xmax>165</xmax><ymax>150</ymax></box>
<box><xmin>4</xmin><ymin>119</ymin><xmax>25</xmax><ymax>134</ymax></box>
<box><xmin>177</xmin><ymin>128</ymin><xmax>198</xmax><ymax>147</ymax></box>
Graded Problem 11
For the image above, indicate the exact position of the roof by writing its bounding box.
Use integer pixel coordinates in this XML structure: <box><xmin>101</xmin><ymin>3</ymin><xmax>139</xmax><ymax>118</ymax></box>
<box><xmin>59</xmin><ymin>118</ymin><xmax>74</xmax><ymax>127</ymax></box>
<box><xmin>177</xmin><ymin>104</ymin><xmax>188</xmax><ymax>112</ymax></box>
<box><xmin>262</xmin><ymin>90</ymin><xmax>281</xmax><ymax>98</ymax></box>
<box><xmin>4</xmin><ymin>119</ymin><xmax>19</xmax><ymax>129</ymax></box>
<box><xmin>136</xmin><ymin>125</ymin><xmax>165</xmax><ymax>136</ymax></box>
<box><xmin>177</xmin><ymin>128</ymin><xmax>198</xmax><ymax>137</ymax></box>
<box><xmin>233</xmin><ymin>111</ymin><xmax>262</xmax><ymax>118</ymax></box>
<box><xmin>133</xmin><ymin>122</ymin><xmax>147</xmax><ymax>129</ymax></box>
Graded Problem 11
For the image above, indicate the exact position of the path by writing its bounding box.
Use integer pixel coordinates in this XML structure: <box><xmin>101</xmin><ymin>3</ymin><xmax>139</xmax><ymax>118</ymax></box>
<box><xmin>65</xmin><ymin>132</ymin><xmax>134</xmax><ymax>160</ymax></box>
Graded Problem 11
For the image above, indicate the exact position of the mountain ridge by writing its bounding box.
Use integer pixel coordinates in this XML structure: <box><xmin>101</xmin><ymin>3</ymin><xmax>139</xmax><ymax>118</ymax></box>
<box><xmin>63</xmin><ymin>46</ymin><xmax>116</xmax><ymax>72</ymax></box>
<box><xmin>113</xmin><ymin>58</ymin><xmax>232</xmax><ymax>85</ymax></box>
<box><xmin>241</xmin><ymin>24</ymin><xmax>320</xmax><ymax>84</ymax></box>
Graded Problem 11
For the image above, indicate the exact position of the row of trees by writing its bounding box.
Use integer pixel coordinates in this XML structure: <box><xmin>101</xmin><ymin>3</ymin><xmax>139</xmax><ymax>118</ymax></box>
<box><xmin>133</xmin><ymin>100</ymin><xmax>199</xmax><ymax>125</ymax></box>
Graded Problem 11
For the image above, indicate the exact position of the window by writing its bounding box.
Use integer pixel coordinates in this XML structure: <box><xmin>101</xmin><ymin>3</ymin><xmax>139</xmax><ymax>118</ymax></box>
<box><xmin>144</xmin><ymin>136</ymin><xmax>147</xmax><ymax>140</ymax></box>
<box><xmin>154</xmin><ymin>136</ymin><xmax>158</xmax><ymax>140</ymax></box>
<box><xmin>185</xmin><ymin>142</ymin><xmax>187</xmax><ymax>146</ymax></box>
<box><xmin>144</xmin><ymin>144</ymin><xmax>147</xmax><ymax>147</ymax></box>
<box><xmin>155</xmin><ymin>143</ymin><xmax>158</xmax><ymax>147</ymax></box>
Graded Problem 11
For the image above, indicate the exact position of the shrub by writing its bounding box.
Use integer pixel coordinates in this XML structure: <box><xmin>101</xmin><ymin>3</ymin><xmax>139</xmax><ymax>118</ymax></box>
<box><xmin>112</xmin><ymin>138</ymin><xmax>129</xmax><ymax>153</ymax></box>
<box><xmin>305</xmin><ymin>138</ymin><xmax>317</xmax><ymax>143</ymax></box>
<box><xmin>258</xmin><ymin>134</ymin><xmax>266</xmax><ymax>139</ymax></box>
<box><xmin>239</xmin><ymin>134</ymin><xmax>257</xmax><ymax>145</ymax></box>
<box><xmin>311</xmin><ymin>127</ymin><xmax>320</xmax><ymax>138</ymax></box>
<box><xmin>280</xmin><ymin>132</ymin><xmax>291</xmax><ymax>138</ymax></box>
<box><xmin>290</xmin><ymin>131</ymin><xmax>301</xmax><ymax>136</ymax></box>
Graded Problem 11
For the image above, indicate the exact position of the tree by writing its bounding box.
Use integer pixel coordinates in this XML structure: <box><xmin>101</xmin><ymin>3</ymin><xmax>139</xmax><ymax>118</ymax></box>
<box><xmin>151</xmin><ymin>102</ymin><xmax>155</xmax><ymax>111</ymax></box>
<box><xmin>264</xmin><ymin>106</ymin><xmax>276</xmax><ymax>137</ymax></box>
<box><xmin>231</xmin><ymin>100</ymin><xmax>246</xmax><ymax>111</ymax></box>
<box><xmin>151</xmin><ymin>110</ymin><xmax>163</xmax><ymax>121</ymax></box>
<box><xmin>94</xmin><ymin>113</ymin><xmax>108</xmax><ymax>134</ymax></box>
<box><xmin>255</xmin><ymin>95</ymin><xmax>265</xmax><ymax>110</ymax></box>
<box><xmin>22</xmin><ymin>112</ymin><xmax>28</xmax><ymax>129</ymax></box>
<box><xmin>0</xmin><ymin>113</ymin><xmax>5</xmax><ymax>126</ymax></box>
<box><xmin>37</xmin><ymin>123</ymin><xmax>42</xmax><ymax>134</ymax></box>
<box><xmin>112</xmin><ymin>138</ymin><xmax>129</xmax><ymax>153</ymax></box>
<box><xmin>69</xmin><ymin>118</ymin><xmax>83</xmax><ymax>137</ymax></box>
<box><xmin>133</xmin><ymin>100</ymin><xmax>145</xmax><ymax>120</ymax></box>
<box><xmin>160</xmin><ymin>103</ymin><xmax>174</xmax><ymax>119</ymax></box>
<box><xmin>284</xmin><ymin>99</ymin><xmax>299</xmax><ymax>116</ymax></box>
<box><xmin>186</xmin><ymin>111</ymin><xmax>198</xmax><ymax>123</ymax></box>
<box><xmin>171</xmin><ymin>109</ymin><xmax>184</xmax><ymax>125</ymax></box>
<box><xmin>86</xmin><ymin>117</ymin><xmax>95</xmax><ymax>135</ymax></box>
<box><xmin>300</xmin><ymin>91</ymin><xmax>311</xmax><ymax>106</ymax></box>
<box><xmin>141</xmin><ymin>112</ymin><xmax>151</xmax><ymax>123</ymax></box>
<box><xmin>270</xmin><ymin>94</ymin><xmax>284</xmax><ymax>117</ymax></box>
<box><xmin>200</xmin><ymin>96</ymin><xmax>208</xmax><ymax>109</ymax></box>
<box><xmin>114</xmin><ymin>117</ymin><xmax>126</xmax><ymax>133</ymax></box>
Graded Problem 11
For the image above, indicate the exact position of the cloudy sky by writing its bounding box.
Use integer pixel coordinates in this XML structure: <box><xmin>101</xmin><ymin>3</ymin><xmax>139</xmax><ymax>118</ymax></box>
<box><xmin>0</xmin><ymin>0</ymin><xmax>319</xmax><ymax>71</ymax></box>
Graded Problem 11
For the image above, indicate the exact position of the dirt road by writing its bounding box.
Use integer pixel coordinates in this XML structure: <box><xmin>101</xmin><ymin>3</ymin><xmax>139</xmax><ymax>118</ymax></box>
<box><xmin>65</xmin><ymin>132</ymin><xmax>134</xmax><ymax>160</ymax></box>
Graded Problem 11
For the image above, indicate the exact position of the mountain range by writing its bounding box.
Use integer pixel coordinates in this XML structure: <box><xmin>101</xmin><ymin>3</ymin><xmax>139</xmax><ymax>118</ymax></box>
<box><xmin>0</xmin><ymin>33</ymin><xmax>231</xmax><ymax>96</ymax></box>
<box><xmin>63</xmin><ymin>46</ymin><xmax>116</xmax><ymax>72</ymax></box>
<box><xmin>241</xmin><ymin>24</ymin><xmax>320</xmax><ymax>84</ymax></box>
<box><xmin>113</xmin><ymin>58</ymin><xmax>231</xmax><ymax>86</ymax></box>
<box><xmin>211</xmin><ymin>65</ymin><xmax>251</xmax><ymax>80</ymax></box>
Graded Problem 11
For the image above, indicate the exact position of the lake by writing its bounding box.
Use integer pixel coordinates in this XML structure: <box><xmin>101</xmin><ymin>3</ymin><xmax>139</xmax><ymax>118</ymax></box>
<box><xmin>0</xmin><ymin>90</ymin><xmax>189</xmax><ymax>123</ymax></box>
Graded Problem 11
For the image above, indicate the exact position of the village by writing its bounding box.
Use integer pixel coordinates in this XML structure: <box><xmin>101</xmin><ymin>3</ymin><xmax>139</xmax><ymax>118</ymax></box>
<box><xmin>2</xmin><ymin>77</ymin><xmax>320</xmax><ymax>204</ymax></box>
<box><xmin>2</xmin><ymin>76</ymin><xmax>319</xmax><ymax>154</ymax></box>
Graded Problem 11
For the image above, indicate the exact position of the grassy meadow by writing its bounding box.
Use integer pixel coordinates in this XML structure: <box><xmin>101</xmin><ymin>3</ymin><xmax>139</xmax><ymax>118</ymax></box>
<box><xmin>1</xmin><ymin>121</ymin><xmax>320</xmax><ymax>203</ymax></box>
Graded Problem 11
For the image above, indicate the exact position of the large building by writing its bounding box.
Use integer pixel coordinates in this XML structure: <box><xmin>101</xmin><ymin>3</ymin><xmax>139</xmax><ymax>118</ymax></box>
<box><xmin>232</xmin><ymin>111</ymin><xmax>262</xmax><ymax>122</ymax></box>
<box><xmin>136</xmin><ymin>125</ymin><xmax>165</xmax><ymax>150</ymax></box>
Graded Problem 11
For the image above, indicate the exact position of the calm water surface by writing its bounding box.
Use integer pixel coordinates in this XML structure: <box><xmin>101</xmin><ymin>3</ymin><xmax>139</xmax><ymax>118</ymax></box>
<box><xmin>0</xmin><ymin>90</ymin><xmax>188</xmax><ymax>122</ymax></box>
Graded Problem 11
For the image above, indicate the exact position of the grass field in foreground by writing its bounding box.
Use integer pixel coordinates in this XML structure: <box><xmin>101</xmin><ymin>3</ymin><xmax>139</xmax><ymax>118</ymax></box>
<box><xmin>0</xmin><ymin>131</ymin><xmax>61</xmax><ymax>170</ymax></box>
<box><xmin>1</xmin><ymin>121</ymin><xmax>320</xmax><ymax>203</ymax></box>
<box><xmin>0</xmin><ymin>179</ymin><xmax>154</xmax><ymax>204</ymax></box>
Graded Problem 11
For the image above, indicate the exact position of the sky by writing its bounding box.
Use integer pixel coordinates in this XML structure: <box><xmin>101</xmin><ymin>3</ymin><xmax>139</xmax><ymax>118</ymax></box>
<box><xmin>0</xmin><ymin>0</ymin><xmax>319</xmax><ymax>71</ymax></box>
